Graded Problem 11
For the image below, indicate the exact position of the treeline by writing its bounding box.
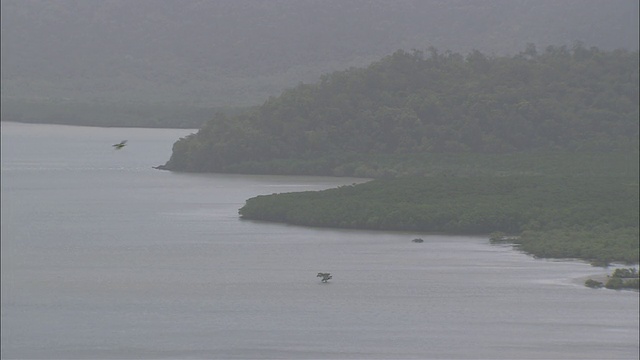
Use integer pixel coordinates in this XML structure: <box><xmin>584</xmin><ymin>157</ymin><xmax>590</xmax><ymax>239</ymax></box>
<box><xmin>239</xmin><ymin>167</ymin><xmax>639</xmax><ymax>265</ymax></box>
<box><xmin>161</xmin><ymin>44</ymin><xmax>639</xmax><ymax>174</ymax></box>
<box><xmin>585</xmin><ymin>268</ymin><xmax>639</xmax><ymax>290</ymax></box>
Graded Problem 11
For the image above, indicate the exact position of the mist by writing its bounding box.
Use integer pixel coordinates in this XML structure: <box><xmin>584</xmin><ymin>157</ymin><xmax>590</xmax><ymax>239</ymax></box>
<box><xmin>2</xmin><ymin>0</ymin><xmax>638</xmax><ymax>107</ymax></box>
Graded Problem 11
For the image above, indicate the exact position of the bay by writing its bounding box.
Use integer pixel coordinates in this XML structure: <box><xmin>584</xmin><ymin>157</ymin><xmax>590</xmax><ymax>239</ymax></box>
<box><xmin>1</xmin><ymin>122</ymin><xmax>638</xmax><ymax>359</ymax></box>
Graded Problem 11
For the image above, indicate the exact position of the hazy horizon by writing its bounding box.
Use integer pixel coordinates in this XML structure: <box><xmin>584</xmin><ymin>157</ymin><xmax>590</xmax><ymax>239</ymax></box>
<box><xmin>2</xmin><ymin>0</ymin><xmax>638</xmax><ymax>108</ymax></box>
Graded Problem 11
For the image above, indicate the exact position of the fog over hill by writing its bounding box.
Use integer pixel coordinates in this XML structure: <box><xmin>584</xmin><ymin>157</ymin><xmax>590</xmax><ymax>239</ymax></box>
<box><xmin>1</xmin><ymin>0</ymin><xmax>638</xmax><ymax>108</ymax></box>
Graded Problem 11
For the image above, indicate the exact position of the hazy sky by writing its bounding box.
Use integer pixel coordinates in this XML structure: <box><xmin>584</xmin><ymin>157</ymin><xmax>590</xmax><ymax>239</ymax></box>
<box><xmin>1</xmin><ymin>0</ymin><xmax>638</xmax><ymax>106</ymax></box>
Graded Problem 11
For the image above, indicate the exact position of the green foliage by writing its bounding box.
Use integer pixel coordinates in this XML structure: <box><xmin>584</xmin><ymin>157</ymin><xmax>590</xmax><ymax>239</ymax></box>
<box><xmin>239</xmin><ymin>162</ymin><xmax>639</xmax><ymax>264</ymax></box>
<box><xmin>159</xmin><ymin>44</ymin><xmax>640</xmax><ymax>266</ymax></box>
<box><xmin>605</xmin><ymin>277</ymin><xmax>625</xmax><ymax>289</ymax></box>
<box><xmin>585</xmin><ymin>267</ymin><xmax>638</xmax><ymax>290</ymax></box>
<box><xmin>584</xmin><ymin>279</ymin><xmax>604</xmax><ymax>288</ymax></box>
<box><xmin>514</xmin><ymin>227</ymin><xmax>639</xmax><ymax>265</ymax></box>
<box><xmin>611</xmin><ymin>268</ymin><xmax>639</xmax><ymax>279</ymax></box>
<box><xmin>163</xmin><ymin>46</ymin><xmax>639</xmax><ymax>174</ymax></box>
<box><xmin>603</xmin><ymin>276</ymin><xmax>638</xmax><ymax>290</ymax></box>
<box><xmin>619</xmin><ymin>278</ymin><xmax>640</xmax><ymax>290</ymax></box>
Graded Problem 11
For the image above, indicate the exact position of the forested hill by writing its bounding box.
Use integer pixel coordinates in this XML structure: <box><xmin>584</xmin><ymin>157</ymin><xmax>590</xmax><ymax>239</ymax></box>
<box><xmin>2</xmin><ymin>1</ymin><xmax>638</xmax><ymax>128</ymax></box>
<box><xmin>160</xmin><ymin>45</ymin><xmax>639</xmax><ymax>175</ymax></box>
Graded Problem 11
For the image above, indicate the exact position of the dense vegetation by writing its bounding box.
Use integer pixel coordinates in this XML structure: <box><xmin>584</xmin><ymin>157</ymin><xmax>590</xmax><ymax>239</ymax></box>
<box><xmin>161</xmin><ymin>45</ymin><xmax>638</xmax><ymax>173</ymax></box>
<box><xmin>585</xmin><ymin>268</ymin><xmax>639</xmax><ymax>290</ymax></box>
<box><xmin>3</xmin><ymin>2</ymin><xmax>638</xmax><ymax>270</ymax></box>
<box><xmin>162</xmin><ymin>45</ymin><xmax>638</xmax><ymax>266</ymax></box>
<box><xmin>239</xmin><ymin>153</ymin><xmax>639</xmax><ymax>265</ymax></box>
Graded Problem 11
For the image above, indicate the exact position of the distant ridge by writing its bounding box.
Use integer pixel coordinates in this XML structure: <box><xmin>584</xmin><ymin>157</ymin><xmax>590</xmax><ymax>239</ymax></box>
<box><xmin>2</xmin><ymin>0</ymin><xmax>638</xmax><ymax>109</ymax></box>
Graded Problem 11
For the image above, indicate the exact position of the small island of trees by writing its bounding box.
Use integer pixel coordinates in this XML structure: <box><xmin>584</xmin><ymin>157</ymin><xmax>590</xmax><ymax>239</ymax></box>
<box><xmin>585</xmin><ymin>268</ymin><xmax>639</xmax><ymax>290</ymax></box>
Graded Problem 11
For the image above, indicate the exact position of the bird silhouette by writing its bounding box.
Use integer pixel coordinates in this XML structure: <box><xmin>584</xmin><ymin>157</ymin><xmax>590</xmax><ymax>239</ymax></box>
<box><xmin>112</xmin><ymin>140</ymin><xmax>127</xmax><ymax>150</ymax></box>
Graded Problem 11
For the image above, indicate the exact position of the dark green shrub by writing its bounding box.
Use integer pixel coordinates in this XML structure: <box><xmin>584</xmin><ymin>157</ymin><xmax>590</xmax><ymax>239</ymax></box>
<box><xmin>611</xmin><ymin>268</ymin><xmax>638</xmax><ymax>278</ymax></box>
<box><xmin>584</xmin><ymin>279</ymin><xmax>604</xmax><ymax>288</ymax></box>
<box><xmin>605</xmin><ymin>277</ymin><xmax>624</xmax><ymax>290</ymax></box>
<box><xmin>622</xmin><ymin>278</ymin><xmax>639</xmax><ymax>290</ymax></box>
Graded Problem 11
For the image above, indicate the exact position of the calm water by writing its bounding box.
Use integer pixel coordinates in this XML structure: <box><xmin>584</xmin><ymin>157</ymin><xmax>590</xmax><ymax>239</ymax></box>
<box><xmin>1</xmin><ymin>122</ymin><xmax>638</xmax><ymax>359</ymax></box>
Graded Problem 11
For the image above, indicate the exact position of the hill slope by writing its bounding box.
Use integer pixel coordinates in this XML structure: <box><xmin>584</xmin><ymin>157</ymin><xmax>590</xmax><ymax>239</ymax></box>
<box><xmin>160</xmin><ymin>46</ymin><xmax>639</xmax><ymax>175</ymax></box>
<box><xmin>2</xmin><ymin>0</ymin><xmax>638</xmax><ymax>123</ymax></box>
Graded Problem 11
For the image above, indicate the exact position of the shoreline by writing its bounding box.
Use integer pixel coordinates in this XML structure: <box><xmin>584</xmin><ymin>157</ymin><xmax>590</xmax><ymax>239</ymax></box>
<box><xmin>574</xmin><ymin>274</ymin><xmax>609</xmax><ymax>285</ymax></box>
<box><xmin>574</xmin><ymin>273</ymin><xmax>640</xmax><ymax>292</ymax></box>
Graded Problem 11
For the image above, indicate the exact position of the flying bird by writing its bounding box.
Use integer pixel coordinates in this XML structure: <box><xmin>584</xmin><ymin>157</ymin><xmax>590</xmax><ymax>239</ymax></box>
<box><xmin>112</xmin><ymin>140</ymin><xmax>127</xmax><ymax>150</ymax></box>
<box><xmin>317</xmin><ymin>272</ymin><xmax>332</xmax><ymax>283</ymax></box>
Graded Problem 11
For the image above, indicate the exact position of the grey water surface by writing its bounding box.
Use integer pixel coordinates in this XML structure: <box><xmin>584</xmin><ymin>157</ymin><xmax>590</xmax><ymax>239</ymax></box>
<box><xmin>1</xmin><ymin>122</ymin><xmax>638</xmax><ymax>359</ymax></box>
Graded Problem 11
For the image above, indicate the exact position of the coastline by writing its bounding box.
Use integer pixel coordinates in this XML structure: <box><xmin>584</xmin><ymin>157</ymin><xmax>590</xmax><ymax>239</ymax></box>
<box><xmin>574</xmin><ymin>274</ymin><xmax>609</xmax><ymax>286</ymax></box>
<box><xmin>574</xmin><ymin>272</ymin><xmax>640</xmax><ymax>292</ymax></box>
